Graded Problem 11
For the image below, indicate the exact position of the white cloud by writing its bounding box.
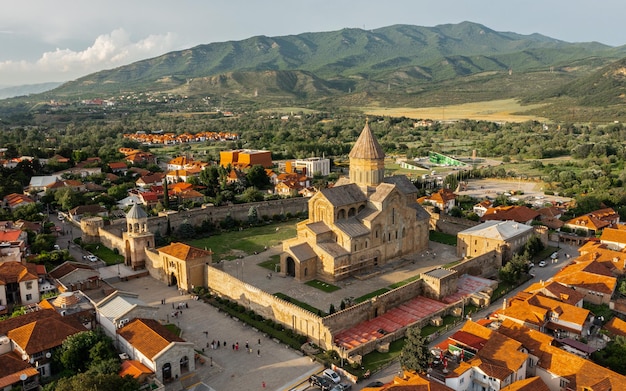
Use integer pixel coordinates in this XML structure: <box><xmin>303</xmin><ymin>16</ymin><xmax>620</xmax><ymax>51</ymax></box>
<box><xmin>0</xmin><ymin>28</ymin><xmax>178</xmax><ymax>85</ymax></box>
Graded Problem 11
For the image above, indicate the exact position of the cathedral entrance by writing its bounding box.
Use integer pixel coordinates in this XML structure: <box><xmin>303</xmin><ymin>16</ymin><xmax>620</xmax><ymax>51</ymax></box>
<box><xmin>286</xmin><ymin>257</ymin><xmax>296</xmax><ymax>277</ymax></box>
<box><xmin>170</xmin><ymin>272</ymin><xmax>178</xmax><ymax>287</ymax></box>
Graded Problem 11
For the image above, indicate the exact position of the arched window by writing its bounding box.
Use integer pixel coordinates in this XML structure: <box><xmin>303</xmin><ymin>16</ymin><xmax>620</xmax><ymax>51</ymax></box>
<box><xmin>338</xmin><ymin>209</ymin><xmax>346</xmax><ymax>219</ymax></box>
<box><xmin>348</xmin><ymin>208</ymin><xmax>356</xmax><ymax>217</ymax></box>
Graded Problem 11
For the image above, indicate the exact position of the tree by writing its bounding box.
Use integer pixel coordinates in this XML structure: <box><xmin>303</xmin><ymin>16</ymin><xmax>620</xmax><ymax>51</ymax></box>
<box><xmin>54</xmin><ymin>372</ymin><xmax>139</xmax><ymax>391</ymax></box>
<box><xmin>399</xmin><ymin>326</ymin><xmax>431</xmax><ymax>373</ymax></box>
<box><xmin>247</xmin><ymin>206</ymin><xmax>258</xmax><ymax>224</ymax></box>
<box><xmin>163</xmin><ymin>178</ymin><xmax>170</xmax><ymax>209</ymax></box>
<box><xmin>57</xmin><ymin>330</ymin><xmax>114</xmax><ymax>374</ymax></box>
<box><xmin>246</xmin><ymin>164</ymin><xmax>271</xmax><ymax>189</ymax></box>
<box><xmin>241</xmin><ymin>187</ymin><xmax>264</xmax><ymax>203</ymax></box>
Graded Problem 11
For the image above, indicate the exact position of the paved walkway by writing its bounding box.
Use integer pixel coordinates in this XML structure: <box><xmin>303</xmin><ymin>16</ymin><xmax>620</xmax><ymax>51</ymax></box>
<box><xmin>112</xmin><ymin>277</ymin><xmax>322</xmax><ymax>391</ymax></box>
<box><xmin>222</xmin><ymin>241</ymin><xmax>459</xmax><ymax>315</ymax></box>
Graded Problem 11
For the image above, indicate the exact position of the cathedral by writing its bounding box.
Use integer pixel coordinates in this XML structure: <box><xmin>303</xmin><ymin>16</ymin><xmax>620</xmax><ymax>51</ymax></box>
<box><xmin>280</xmin><ymin>121</ymin><xmax>430</xmax><ymax>282</ymax></box>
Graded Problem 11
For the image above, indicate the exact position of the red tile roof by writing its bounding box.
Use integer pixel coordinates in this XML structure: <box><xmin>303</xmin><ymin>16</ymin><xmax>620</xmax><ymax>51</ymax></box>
<box><xmin>117</xmin><ymin>318</ymin><xmax>185</xmax><ymax>360</ymax></box>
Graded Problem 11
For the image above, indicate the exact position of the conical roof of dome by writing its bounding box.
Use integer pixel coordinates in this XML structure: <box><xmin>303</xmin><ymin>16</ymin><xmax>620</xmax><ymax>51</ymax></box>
<box><xmin>127</xmin><ymin>203</ymin><xmax>148</xmax><ymax>220</ymax></box>
<box><xmin>348</xmin><ymin>120</ymin><xmax>385</xmax><ymax>159</ymax></box>
<box><xmin>52</xmin><ymin>291</ymin><xmax>80</xmax><ymax>308</ymax></box>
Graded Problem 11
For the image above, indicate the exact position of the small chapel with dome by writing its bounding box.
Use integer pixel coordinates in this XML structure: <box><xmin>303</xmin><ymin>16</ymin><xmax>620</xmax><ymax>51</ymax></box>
<box><xmin>280</xmin><ymin>120</ymin><xmax>430</xmax><ymax>282</ymax></box>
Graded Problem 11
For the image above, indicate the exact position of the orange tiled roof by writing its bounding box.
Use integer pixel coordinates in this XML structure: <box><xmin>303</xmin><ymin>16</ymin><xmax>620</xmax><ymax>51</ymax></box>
<box><xmin>604</xmin><ymin>317</ymin><xmax>626</xmax><ymax>338</ymax></box>
<box><xmin>117</xmin><ymin>318</ymin><xmax>185</xmax><ymax>360</ymax></box>
<box><xmin>600</xmin><ymin>227</ymin><xmax>626</xmax><ymax>245</ymax></box>
<box><xmin>0</xmin><ymin>262</ymin><xmax>37</xmax><ymax>285</ymax></box>
<box><xmin>0</xmin><ymin>230</ymin><xmax>22</xmax><ymax>242</ymax></box>
<box><xmin>501</xmin><ymin>376</ymin><xmax>550</xmax><ymax>391</ymax></box>
<box><xmin>527</xmin><ymin>294</ymin><xmax>589</xmax><ymax>326</ymax></box>
<box><xmin>7</xmin><ymin>315</ymin><xmax>86</xmax><ymax>354</ymax></box>
<box><xmin>481</xmin><ymin>205</ymin><xmax>540</xmax><ymax>223</ymax></box>
<box><xmin>552</xmin><ymin>260</ymin><xmax>617</xmax><ymax>294</ymax></box>
<box><xmin>0</xmin><ymin>352</ymin><xmax>39</xmax><ymax>389</ymax></box>
<box><xmin>119</xmin><ymin>359</ymin><xmax>153</xmax><ymax>378</ymax></box>
<box><xmin>524</xmin><ymin>281</ymin><xmax>585</xmax><ymax>306</ymax></box>
<box><xmin>158</xmin><ymin>242</ymin><xmax>212</xmax><ymax>261</ymax></box>
<box><xmin>565</xmin><ymin>215</ymin><xmax>610</xmax><ymax>231</ymax></box>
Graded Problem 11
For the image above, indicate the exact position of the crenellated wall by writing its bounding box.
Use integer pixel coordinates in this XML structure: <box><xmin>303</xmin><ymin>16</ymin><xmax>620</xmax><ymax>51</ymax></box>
<box><xmin>206</xmin><ymin>265</ymin><xmax>333</xmax><ymax>348</ymax></box>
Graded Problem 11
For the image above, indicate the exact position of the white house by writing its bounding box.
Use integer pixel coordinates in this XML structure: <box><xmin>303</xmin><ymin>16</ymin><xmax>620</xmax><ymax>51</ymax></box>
<box><xmin>117</xmin><ymin>318</ymin><xmax>195</xmax><ymax>384</ymax></box>
<box><xmin>95</xmin><ymin>291</ymin><xmax>158</xmax><ymax>339</ymax></box>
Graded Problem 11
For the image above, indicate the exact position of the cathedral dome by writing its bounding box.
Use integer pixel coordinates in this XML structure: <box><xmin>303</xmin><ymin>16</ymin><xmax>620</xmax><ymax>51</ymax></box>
<box><xmin>348</xmin><ymin>120</ymin><xmax>385</xmax><ymax>160</ymax></box>
<box><xmin>126</xmin><ymin>203</ymin><xmax>148</xmax><ymax>220</ymax></box>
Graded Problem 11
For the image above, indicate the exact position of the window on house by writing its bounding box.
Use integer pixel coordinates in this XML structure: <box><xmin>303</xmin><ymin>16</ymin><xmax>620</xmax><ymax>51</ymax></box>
<box><xmin>560</xmin><ymin>379</ymin><xmax>568</xmax><ymax>388</ymax></box>
<box><xmin>25</xmin><ymin>281</ymin><xmax>33</xmax><ymax>290</ymax></box>
<box><xmin>26</xmin><ymin>294</ymin><xmax>32</xmax><ymax>301</ymax></box>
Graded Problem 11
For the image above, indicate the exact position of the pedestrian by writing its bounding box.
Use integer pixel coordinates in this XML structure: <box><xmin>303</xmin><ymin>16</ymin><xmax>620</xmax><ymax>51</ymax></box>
<box><xmin>262</xmin><ymin>381</ymin><xmax>266</xmax><ymax>388</ymax></box>
<box><xmin>235</xmin><ymin>342</ymin><xmax>239</xmax><ymax>351</ymax></box>
<box><xmin>245</xmin><ymin>341</ymin><xmax>249</xmax><ymax>350</ymax></box>
<box><xmin>257</xmin><ymin>349</ymin><xmax>260</xmax><ymax>357</ymax></box>
<box><xmin>232</xmin><ymin>343</ymin><xmax>235</xmax><ymax>350</ymax></box>
<box><xmin>185</xmin><ymin>302</ymin><xmax>189</xmax><ymax>309</ymax></box>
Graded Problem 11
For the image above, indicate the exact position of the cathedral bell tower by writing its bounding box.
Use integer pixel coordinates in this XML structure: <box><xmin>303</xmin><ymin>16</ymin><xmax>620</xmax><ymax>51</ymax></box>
<box><xmin>349</xmin><ymin>119</ymin><xmax>386</xmax><ymax>189</ymax></box>
<box><xmin>122</xmin><ymin>203</ymin><xmax>154</xmax><ymax>270</ymax></box>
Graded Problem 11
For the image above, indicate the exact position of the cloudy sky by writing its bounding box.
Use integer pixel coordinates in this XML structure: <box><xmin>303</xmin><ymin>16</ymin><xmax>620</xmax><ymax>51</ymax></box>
<box><xmin>1</xmin><ymin>0</ymin><xmax>625</xmax><ymax>87</ymax></box>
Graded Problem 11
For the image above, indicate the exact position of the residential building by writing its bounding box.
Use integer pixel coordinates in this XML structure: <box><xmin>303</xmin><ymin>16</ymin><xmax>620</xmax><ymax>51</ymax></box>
<box><xmin>0</xmin><ymin>309</ymin><xmax>87</xmax><ymax>380</ymax></box>
<box><xmin>2</xmin><ymin>193</ymin><xmax>34</xmax><ymax>211</ymax></box>
<box><xmin>552</xmin><ymin>260</ymin><xmax>617</xmax><ymax>305</ymax></box>
<box><xmin>0</xmin><ymin>262</ymin><xmax>39</xmax><ymax>311</ymax></box>
<box><xmin>494</xmin><ymin>292</ymin><xmax>590</xmax><ymax>337</ymax></box>
<box><xmin>563</xmin><ymin>207</ymin><xmax>620</xmax><ymax>236</ymax></box>
<box><xmin>473</xmin><ymin>199</ymin><xmax>492</xmax><ymax>217</ymax></box>
<box><xmin>480</xmin><ymin>205</ymin><xmax>540</xmax><ymax>225</ymax></box>
<box><xmin>420</xmin><ymin>188</ymin><xmax>457</xmax><ymax>214</ymax></box>
<box><xmin>95</xmin><ymin>291</ymin><xmax>159</xmax><ymax>339</ymax></box>
<box><xmin>117</xmin><ymin>318</ymin><xmax>195</xmax><ymax>384</ymax></box>
<box><xmin>219</xmin><ymin>149</ymin><xmax>273</xmax><ymax>169</ymax></box>
<box><xmin>456</xmin><ymin>221</ymin><xmax>539</xmax><ymax>264</ymax></box>
<box><xmin>288</xmin><ymin>157</ymin><xmax>331</xmax><ymax>177</ymax></box>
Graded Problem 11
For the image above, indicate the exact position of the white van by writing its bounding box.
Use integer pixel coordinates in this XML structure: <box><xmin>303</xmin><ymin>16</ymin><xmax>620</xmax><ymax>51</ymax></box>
<box><xmin>323</xmin><ymin>368</ymin><xmax>341</xmax><ymax>384</ymax></box>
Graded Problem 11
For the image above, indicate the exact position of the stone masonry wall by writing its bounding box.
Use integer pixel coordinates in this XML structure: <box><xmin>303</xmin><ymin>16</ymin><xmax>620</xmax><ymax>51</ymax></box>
<box><xmin>450</xmin><ymin>250</ymin><xmax>500</xmax><ymax>279</ymax></box>
<box><xmin>206</xmin><ymin>265</ymin><xmax>333</xmax><ymax>348</ymax></box>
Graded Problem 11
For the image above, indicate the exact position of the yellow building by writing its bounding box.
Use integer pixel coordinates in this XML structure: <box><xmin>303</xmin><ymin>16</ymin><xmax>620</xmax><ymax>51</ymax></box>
<box><xmin>280</xmin><ymin>121</ymin><xmax>429</xmax><ymax>282</ymax></box>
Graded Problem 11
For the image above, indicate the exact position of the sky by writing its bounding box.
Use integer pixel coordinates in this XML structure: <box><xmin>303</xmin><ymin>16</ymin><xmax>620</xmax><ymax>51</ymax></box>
<box><xmin>1</xmin><ymin>0</ymin><xmax>625</xmax><ymax>87</ymax></box>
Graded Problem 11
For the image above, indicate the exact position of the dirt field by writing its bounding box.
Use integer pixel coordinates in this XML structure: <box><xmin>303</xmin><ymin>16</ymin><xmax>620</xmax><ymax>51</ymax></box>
<box><xmin>457</xmin><ymin>178</ymin><xmax>571</xmax><ymax>205</ymax></box>
<box><xmin>363</xmin><ymin>99</ymin><xmax>549</xmax><ymax>122</ymax></box>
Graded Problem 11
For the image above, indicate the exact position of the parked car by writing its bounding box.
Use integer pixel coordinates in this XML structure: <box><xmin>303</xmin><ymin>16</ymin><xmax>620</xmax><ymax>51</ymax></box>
<box><xmin>53</xmin><ymin>244</ymin><xmax>60</xmax><ymax>250</ymax></box>
<box><xmin>86</xmin><ymin>254</ymin><xmax>98</xmax><ymax>262</ymax></box>
<box><xmin>539</xmin><ymin>260</ymin><xmax>547</xmax><ymax>267</ymax></box>
<box><xmin>310</xmin><ymin>375</ymin><xmax>332</xmax><ymax>391</ymax></box>
<box><xmin>365</xmin><ymin>381</ymin><xmax>384</xmax><ymax>387</ymax></box>
<box><xmin>330</xmin><ymin>383</ymin><xmax>352</xmax><ymax>391</ymax></box>
<box><xmin>323</xmin><ymin>368</ymin><xmax>341</xmax><ymax>384</ymax></box>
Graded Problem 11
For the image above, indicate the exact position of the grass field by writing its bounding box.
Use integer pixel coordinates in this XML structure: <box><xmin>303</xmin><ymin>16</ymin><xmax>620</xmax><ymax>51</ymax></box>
<box><xmin>186</xmin><ymin>221</ymin><xmax>297</xmax><ymax>261</ymax></box>
<box><xmin>362</xmin><ymin>99</ymin><xmax>549</xmax><ymax>122</ymax></box>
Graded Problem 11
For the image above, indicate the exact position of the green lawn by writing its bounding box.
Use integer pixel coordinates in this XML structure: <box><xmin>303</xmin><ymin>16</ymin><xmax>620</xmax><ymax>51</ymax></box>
<box><xmin>273</xmin><ymin>292</ymin><xmax>326</xmax><ymax>316</ymax></box>
<box><xmin>305</xmin><ymin>279</ymin><xmax>341</xmax><ymax>293</ymax></box>
<box><xmin>388</xmin><ymin>275</ymin><xmax>421</xmax><ymax>289</ymax></box>
<box><xmin>429</xmin><ymin>230</ymin><xmax>457</xmax><ymax>246</ymax></box>
<box><xmin>187</xmin><ymin>221</ymin><xmax>296</xmax><ymax>261</ymax></box>
<box><xmin>355</xmin><ymin>288</ymin><xmax>390</xmax><ymax>303</ymax></box>
<box><xmin>420</xmin><ymin>315</ymin><xmax>459</xmax><ymax>337</ymax></box>
<box><xmin>361</xmin><ymin>339</ymin><xmax>405</xmax><ymax>372</ymax></box>
<box><xmin>258</xmin><ymin>254</ymin><xmax>281</xmax><ymax>272</ymax></box>
<box><xmin>82</xmin><ymin>242</ymin><xmax>124</xmax><ymax>265</ymax></box>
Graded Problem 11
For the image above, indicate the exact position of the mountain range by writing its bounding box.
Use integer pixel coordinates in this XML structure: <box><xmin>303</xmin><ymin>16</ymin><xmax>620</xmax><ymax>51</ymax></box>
<box><xmin>13</xmin><ymin>22</ymin><xmax>626</xmax><ymax>116</ymax></box>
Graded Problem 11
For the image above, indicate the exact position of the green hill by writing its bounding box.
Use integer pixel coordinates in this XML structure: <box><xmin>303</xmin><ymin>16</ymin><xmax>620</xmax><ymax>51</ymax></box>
<box><xmin>44</xmin><ymin>22</ymin><xmax>623</xmax><ymax>102</ymax></box>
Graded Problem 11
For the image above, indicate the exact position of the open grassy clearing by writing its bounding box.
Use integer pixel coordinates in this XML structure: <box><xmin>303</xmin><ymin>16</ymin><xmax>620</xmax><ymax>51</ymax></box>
<box><xmin>186</xmin><ymin>221</ymin><xmax>296</xmax><ymax>261</ymax></box>
<box><xmin>362</xmin><ymin>99</ymin><xmax>549</xmax><ymax>122</ymax></box>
